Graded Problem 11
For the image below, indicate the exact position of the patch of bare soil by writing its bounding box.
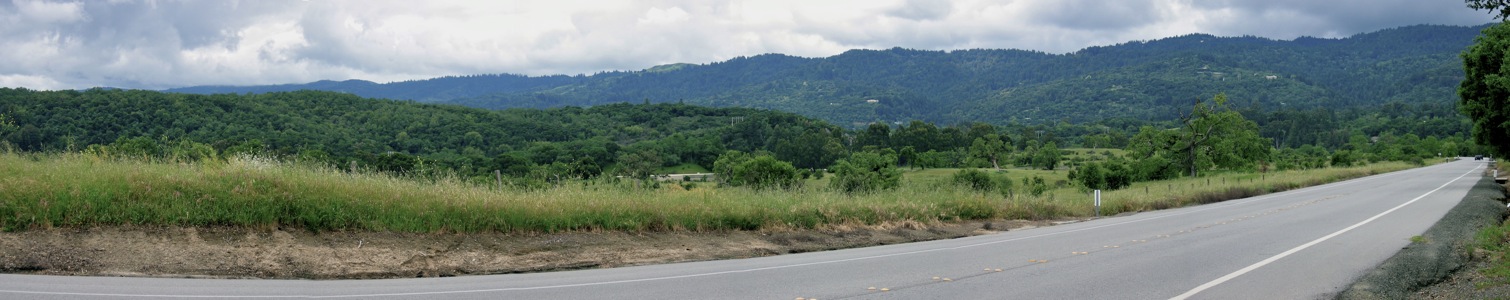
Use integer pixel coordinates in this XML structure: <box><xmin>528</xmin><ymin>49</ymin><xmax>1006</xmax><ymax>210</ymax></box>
<box><xmin>0</xmin><ymin>220</ymin><xmax>1052</xmax><ymax>279</ymax></box>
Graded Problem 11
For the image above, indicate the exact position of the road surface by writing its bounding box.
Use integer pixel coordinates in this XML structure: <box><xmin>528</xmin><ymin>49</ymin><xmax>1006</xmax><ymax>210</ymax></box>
<box><xmin>0</xmin><ymin>159</ymin><xmax>1487</xmax><ymax>299</ymax></box>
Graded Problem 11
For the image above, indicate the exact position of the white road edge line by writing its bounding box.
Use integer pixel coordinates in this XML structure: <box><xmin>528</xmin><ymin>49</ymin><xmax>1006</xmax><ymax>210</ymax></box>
<box><xmin>1169</xmin><ymin>164</ymin><xmax>1480</xmax><ymax>300</ymax></box>
<box><xmin>0</xmin><ymin>161</ymin><xmax>1464</xmax><ymax>299</ymax></box>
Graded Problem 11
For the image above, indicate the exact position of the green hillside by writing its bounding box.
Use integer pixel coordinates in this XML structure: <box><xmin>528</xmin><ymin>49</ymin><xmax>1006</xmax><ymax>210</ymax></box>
<box><xmin>166</xmin><ymin>24</ymin><xmax>1490</xmax><ymax>127</ymax></box>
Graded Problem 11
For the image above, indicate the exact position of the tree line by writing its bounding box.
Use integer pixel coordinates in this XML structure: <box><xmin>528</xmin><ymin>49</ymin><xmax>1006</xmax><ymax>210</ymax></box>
<box><xmin>0</xmin><ymin>88</ymin><xmax>1479</xmax><ymax>192</ymax></box>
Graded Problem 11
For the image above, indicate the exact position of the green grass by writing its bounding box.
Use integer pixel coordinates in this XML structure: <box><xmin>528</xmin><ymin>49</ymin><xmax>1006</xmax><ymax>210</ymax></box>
<box><xmin>0</xmin><ymin>152</ymin><xmax>1417</xmax><ymax>233</ymax></box>
<box><xmin>903</xmin><ymin>167</ymin><xmax>1072</xmax><ymax>186</ymax></box>
<box><xmin>1062</xmin><ymin>148</ymin><xmax>1128</xmax><ymax>161</ymax></box>
<box><xmin>1478</xmin><ymin>222</ymin><xmax>1510</xmax><ymax>288</ymax></box>
<box><xmin>1475</xmin><ymin>180</ymin><xmax>1510</xmax><ymax>288</ymax></box>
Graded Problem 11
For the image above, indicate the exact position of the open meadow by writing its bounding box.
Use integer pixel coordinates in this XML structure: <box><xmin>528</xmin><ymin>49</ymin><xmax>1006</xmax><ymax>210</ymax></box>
<box><xmin>0</xmin><ymin>151</ymin><xmax>1419</xmax><ymax>233</ymax></box>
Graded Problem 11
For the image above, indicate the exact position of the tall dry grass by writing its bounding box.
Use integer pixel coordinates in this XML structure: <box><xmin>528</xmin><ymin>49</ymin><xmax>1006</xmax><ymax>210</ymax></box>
<box><xmin>0</xmin><ymin>152</ymin><xmax>1414</xmax><ymax>233</ymax></box>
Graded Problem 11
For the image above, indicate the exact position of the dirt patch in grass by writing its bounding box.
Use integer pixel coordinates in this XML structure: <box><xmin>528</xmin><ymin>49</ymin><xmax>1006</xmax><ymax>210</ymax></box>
<box><xmin>0</xmin><ymin>220</ymin><xmax>1049</xmax><ymax>279</ymax></box>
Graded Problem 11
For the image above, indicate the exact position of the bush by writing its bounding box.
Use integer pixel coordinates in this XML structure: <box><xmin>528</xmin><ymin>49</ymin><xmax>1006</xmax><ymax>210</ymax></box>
<box><xmin>1023</xmin><ymin>176</ymin><xmax>1049</xmax><ymax>196</ymax></box>
<box><xmin>1103</xmin><ymin>162</ymin><xmax>1133</xmax><ymax>190</ymax></box>
<box><xmin>996</xmin><ymin>176</ymin><xmax>1017</xmax><ymax>197</ymax></box>
<box><xmin>831</xmin><ymin>152</ymin><xmax>902</xmax><ymax>193</ymax></box>
<box><xmin>108</xmin><ymin>136</ymin><xmax>164</xmax><ymax>158</ymax></box>
<box><xmin>1077</xmin><ymin>160</ymin><xmax>1133</xmax><ymax>191</ymax></box>
<box><xmin>1077</xmin><ymin>162</ymin><xmax>1106</xmax><ymax>189</ymax></box>
<box><xmin>712</xmin><ymin>150</ymin><xmax>751</xmax><ymax>184</ymax></box>
<box><xmin>736</xmin><ymin>156</ymin><xmax>800</xmax><ymax>189</ymax></box>
<box><xmin>951</xmin><ymin>169</ymin><xmax>996</xmax><ymax>191</ymax></box>
<box><xmin>715</xmin><ymin>150</ymin><xmax>800</xmax><ymax>190</ymax></box>
<box><xmin>1132</xmin><ymin>155</ymin><xmax>1179</xmax><ymax>181</ymax></box>
<box><xmin>1331</xmin><ymin>150</ymin><xmax>1357</xmax><ymax>167</ymax></box>
<box><xmin>373</xmin><ymin>152</ymin><xmax>419</xmax><ymax>175</ymax></box>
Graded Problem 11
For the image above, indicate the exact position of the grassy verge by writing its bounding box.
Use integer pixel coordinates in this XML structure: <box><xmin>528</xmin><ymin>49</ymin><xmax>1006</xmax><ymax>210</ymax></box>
<box><xmin>1470</xmin><ymin>166</ymin><xmax>1510</xmax><ymax>289</ymax></box>
<box><xmin>1475</xmin><ymin>221</ymin><xmax>1510</xmax><ymax>287</ymax></box>
<box><xmin>0</xmin><ymin>152</ymin><xmax>1419</xmax><ymax>233</ymax></box>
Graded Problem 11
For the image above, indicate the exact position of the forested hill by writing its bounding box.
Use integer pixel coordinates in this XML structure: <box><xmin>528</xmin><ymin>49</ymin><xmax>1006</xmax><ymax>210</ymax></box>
<box><xmin>165</xmin><ymin>74</ymin><xmax>586</xmax><ymax>103</ymax></box>
<box><xmin>166</xmin><ymin>24</ymin><xmax>1490</xmax><ymax>126</ymax></box>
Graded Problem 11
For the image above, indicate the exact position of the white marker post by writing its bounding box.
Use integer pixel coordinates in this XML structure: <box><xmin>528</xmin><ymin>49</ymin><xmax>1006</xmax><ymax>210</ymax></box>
<box><xmin>1094</xmin><ymin>190</ymin><xmax>1102</xmax><ymax>218</ymax></box>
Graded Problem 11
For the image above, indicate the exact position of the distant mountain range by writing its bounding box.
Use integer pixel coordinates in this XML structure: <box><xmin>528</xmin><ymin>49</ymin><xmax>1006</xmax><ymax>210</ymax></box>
<box><xmin>166</xmin><ymin>24</ymin><xmax>1491</xmax><ymax>127</ymax></box>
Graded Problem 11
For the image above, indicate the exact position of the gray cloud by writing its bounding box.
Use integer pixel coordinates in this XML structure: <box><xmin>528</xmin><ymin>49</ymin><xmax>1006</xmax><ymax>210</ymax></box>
<box><xmin>1021</xmin><ymin>0</ymin><xmax>1170</xmax><ymax>31</ymax></box>
<box><xmin>887</xmin><ymin>0</ymin><xmax>953</xmax><ymax>21</ymax></box>
<box><xmin>0</xmin><ymin>0</ymin><xmax>1494</xmax><ymax>90</ymax></box>
<box><xmin>1190</xmin><ymin>0</ymin><xmax>1493</xmax><ymax>38</ymax></box>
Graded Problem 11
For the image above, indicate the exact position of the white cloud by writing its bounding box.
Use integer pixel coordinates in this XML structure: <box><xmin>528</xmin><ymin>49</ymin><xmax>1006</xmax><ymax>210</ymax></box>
<box><xmin>0</xmin><ymin>0</ymin><xmax>1494</xmax><ymax>90</ymax></box>
<box><xmin>0</xmin><ymin>74</ymin><xmax>65</xmax><ymax>90</ymax></box>
<box><xmin>14</xmin><ymin>0</ymin><xmax>83</xmax><ymax>23</ymax></box>
<box><xmin>639</xmin><ymin>6</ymin><xmax>690</xmax><ymax>25</ymax></box>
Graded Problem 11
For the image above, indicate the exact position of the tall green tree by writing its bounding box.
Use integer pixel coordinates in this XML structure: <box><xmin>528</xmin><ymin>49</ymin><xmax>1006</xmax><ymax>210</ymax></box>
<box><xmin>775</xmin><ymin>129</ymin><xmax>844</xmax><ymax>170</ymax></box>
<box><xmin>1035</xmin><ymin>141</ymin><xmax>1061</xmax><ymax>170</ymax></box>
<box><xmin>969</xmin><ymin>134</ymin><xmax>1011</xmax><ymax>169</ymax></box>
<box><xmin>1461</xmin><ymin>22</ymin><xmax>1510</xmax><ymax>157</ymax></box>
<box><xmin>855</xmin><ymin>123</ymin><xmax>892</xmax><ymax>150</ymax></box>
<box><xmin>617</xmin><ymin>149</ymin><xmax>662</xmax><ymax>180</ymax></box>
<box><xmin>1124</xmin><ymin>94</ymin><xmax>1269</xmax><ymax>177</ymax></box>
<box><xmin>1176</xmin><ymin>94</ymin><xmax>1271</xmax><ymax>176</ymax></box>
<box><xmin>0</xmin><ymin>114</ymin><xmax>16</xmax><ymax>147</ymax></box>
<box><xmin>898</xmin><ymin>146</ymin><xmax>918</xmax><ymax>168</ymax></box>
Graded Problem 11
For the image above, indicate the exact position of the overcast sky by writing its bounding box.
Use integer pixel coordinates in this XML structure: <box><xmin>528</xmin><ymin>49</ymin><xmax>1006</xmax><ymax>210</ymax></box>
<box><xmin>0</xmin><ymin>0</ymin><xmax>1496</xmax><ymax>90</ymax></box>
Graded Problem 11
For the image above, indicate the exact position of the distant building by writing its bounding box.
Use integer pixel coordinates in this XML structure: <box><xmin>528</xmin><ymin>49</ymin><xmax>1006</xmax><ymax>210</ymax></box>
<box><xmin>1265</xmin><ymin>75</ymin><xmax>1278</xmax><ymax>80</ymax></box>
<box><xmin>865</xmin><ymin>99</ymin><xmax>880</xmax><ymax>104</ymax></box>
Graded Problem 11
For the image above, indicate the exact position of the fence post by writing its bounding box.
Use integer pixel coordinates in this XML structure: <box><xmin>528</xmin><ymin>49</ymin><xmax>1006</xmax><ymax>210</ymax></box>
<box><xmin>495</xmin><ymin>170</ymin><xmax>502</xmax><ymax>189</ymax></box>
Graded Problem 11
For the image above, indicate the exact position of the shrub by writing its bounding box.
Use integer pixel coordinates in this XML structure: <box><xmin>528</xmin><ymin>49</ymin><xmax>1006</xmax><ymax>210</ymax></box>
<box><xmin>1023</xmin><ymin>176</ymin><xmax>1049</xmax><ymax>196</ymax></box>
<box><xmin>1079</xmin><ymin>159</ymin><xmax>1135</xmax><ymax>191</ymax></box>
<box><xmin>1331</xmin><ymin>150</ymin><xmax>1357</xmax><ymax>167</ymax></box>
<box><xmin>830</xmin><ymin>151</ymin><xmax>902</xmax><ymax>193</ymax></box>
<box><xmin>712</xmin><ymin>150</ymin><xmax>751</xmax><ymax>184</ymax></box>
<box><xmin>715</xmin><ymin>150</ymin><xmax>800</xmax><ymax>190</ymax></box>
<box><xmin>1077</xmin><ymin>162</ymin><xmax>1106</xmax><ymax>189</ymax></box>
<box><xmin>996</xmin><ymin>176</ymin><xmax>1017</xmax><ymax>198</ymax></box>
<box><xmin>951</xmin><ymin>169</ymin><xmax>996</xmax><ymax>191</ymax></box>
<box><xmin>1103</xmin><ymin>161</ymin><xmax>1133</xmax><ymax>190</ymax></box>
<box><xmin>373</xmin><ymin>152</ymin><xmax>419</xmax><ymax>175</ymax></box>
<box><xmin>732</xmin><ymin>156</ymin><xmax>800</xmax><ymax>190</ymax></box>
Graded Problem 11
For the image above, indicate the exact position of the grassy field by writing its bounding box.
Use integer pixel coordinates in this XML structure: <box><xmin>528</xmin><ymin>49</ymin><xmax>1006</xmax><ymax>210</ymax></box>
<box><xmin>0</xmin><ymin>152</ymin><xmax>1417</xmax><ymax>233</ymax></box>
<box><xmin>656</xmin><ymin>163</ymin><xmax>710</xmax><ymax>174</ymax></box>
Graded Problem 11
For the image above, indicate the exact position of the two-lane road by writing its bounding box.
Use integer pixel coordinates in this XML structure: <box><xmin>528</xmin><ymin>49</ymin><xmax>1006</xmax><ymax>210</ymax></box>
<box><xmin>0</xmin><ymin>159</ymin><xmax>1487</xmax><ymax>299</ymax></box>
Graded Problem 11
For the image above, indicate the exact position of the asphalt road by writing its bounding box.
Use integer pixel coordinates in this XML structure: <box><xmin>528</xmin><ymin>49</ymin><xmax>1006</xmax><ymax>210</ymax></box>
<box><xmin>0</xmin><ymin>159</ymin><xmax>1487</xmax><ymax>299</ymax></box>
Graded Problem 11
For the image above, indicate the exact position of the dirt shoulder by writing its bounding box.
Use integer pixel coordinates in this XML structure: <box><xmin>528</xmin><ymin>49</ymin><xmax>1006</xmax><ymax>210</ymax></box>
<box><xmin>0</xmin><ymin>220</ymin><xmax>1051</xmax><ymax>279</ymax></box>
